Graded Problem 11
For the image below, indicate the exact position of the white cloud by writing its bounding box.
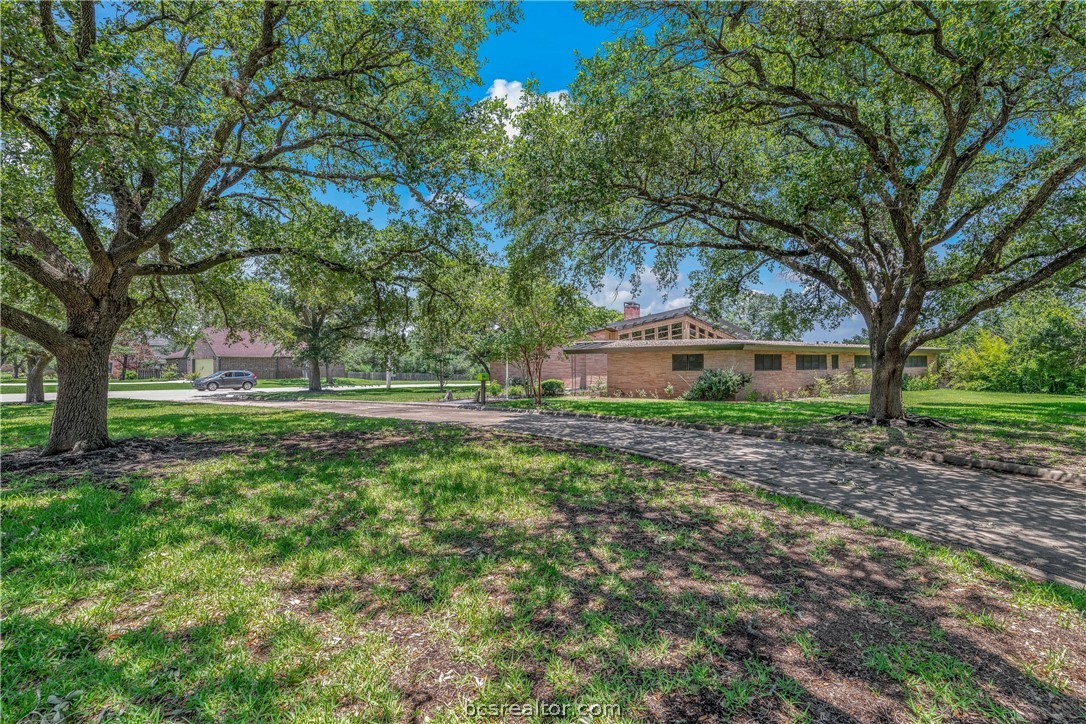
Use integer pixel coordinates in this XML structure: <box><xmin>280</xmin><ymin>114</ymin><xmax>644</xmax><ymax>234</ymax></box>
<box><xmin>485</xmin><ymin>78</ymin><xmax>567</xmax><ymax>137</ymax></box>
<box><xmin>587</xmin><ymin>268</ymin><xmax>688</xmax><ymax>316</ymax></box>
<box><xmin>425</xmin><ymin>191</ymin><xmax>481</xmax><ymax>210</ymax></box>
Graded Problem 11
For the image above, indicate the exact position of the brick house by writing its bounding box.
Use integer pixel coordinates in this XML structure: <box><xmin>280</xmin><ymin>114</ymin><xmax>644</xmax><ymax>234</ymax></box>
<box><xmin>165</xmin><ymin>328</ymin><xmax>344</xmax><ymax>379</ymax></box>
<box><xmin>495</xmin><ymin>302</ymin><xmax>941</xmax><ymax>399</ymax></box>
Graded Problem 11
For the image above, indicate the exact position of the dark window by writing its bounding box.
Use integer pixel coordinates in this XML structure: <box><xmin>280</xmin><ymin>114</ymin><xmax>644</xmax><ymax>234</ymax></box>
<box><xmin>905</xmin><ymin>355</ymin><xmax>929</xmax><ymax>368</ymax></box>
<box><xmin>672</xmin><ymin>354</ymin><xmax>704</xmax><ymax>371</ymax></box>
<box><xmin>754</xmin><ymin>354</ymin><xmax>782</xmax><ymax>371</ymax></box>
<box><xmin>832</xmin><ymin>354</ymin><xmax>839</xmax><ymax>370</ymax></box>
<box><xmin>796</xmin><ymin>354</ymin><xmax>827</xmax><ymax>371</ymax></box>
<box><xmin>854</xmin><ymin>355</ymin><xmax>871</xmax><ymax>369</ymax></box>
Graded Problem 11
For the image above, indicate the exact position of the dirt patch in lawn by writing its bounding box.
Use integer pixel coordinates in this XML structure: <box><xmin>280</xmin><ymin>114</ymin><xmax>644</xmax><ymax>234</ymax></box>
<box><xmin>0</xmin><ymin>429</ymin><xmax>420</xmax><ymax>487</ymax></box>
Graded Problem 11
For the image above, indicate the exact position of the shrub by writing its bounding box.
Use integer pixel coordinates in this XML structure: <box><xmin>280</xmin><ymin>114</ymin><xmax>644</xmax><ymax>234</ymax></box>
<box><xmin>681</xmin><ymin>367</ymin><xmax>752</xmax><ymax>402</ymax></box>
<box><xmin>813</xmin><ymin>371</ymin><xmax>854</xmax><ymax>398</ymax></box>
<box><xmin>946</xmin><ymin>329</ymin><xmax>1013</xmax><ymax>391</ymax></box>
<box><xmin>850</xmin><ymin>369</ymin><xmax>872</xmax><ymax>393</ymax></box>
<box><xmin>902</xmin><ymin>371</ymin><xmax>940</xmax><ymax>391</ymax></box>
<box><xmin>540</xmin><ymin>379</ymin><xmax>565</xmax><ymax>397</ymax></box>
<box><xmin>507</xmin><ymin>384</ymin><xmax>526</xmax><ymax>398</ymax></box>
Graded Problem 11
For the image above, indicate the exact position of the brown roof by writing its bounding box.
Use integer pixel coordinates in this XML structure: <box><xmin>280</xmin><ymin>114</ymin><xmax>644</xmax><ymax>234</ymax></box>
<box><xmin>201</xmin><ymin>329</ymin><xmax>282</xmax><ymax>358</ymax></box>
<box><xmin>590</xmin><ymin>305</ymin><xmax>753</xmax><ymax>339</ymax></box>
<box><xmin>564</xmin><ymin>339</ymin><xmax>946</xmax><ymax>354</ymax></box>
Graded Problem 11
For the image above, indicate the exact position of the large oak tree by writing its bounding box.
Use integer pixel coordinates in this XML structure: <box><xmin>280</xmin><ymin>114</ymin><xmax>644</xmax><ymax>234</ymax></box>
<box><xmin>499</xmin><ymin>1</ymin><xmax>1086</xmax><ymax>421</ymax></box>
<box><xmin>261</xmin><ymin>207</ymin><xmax>478</xmax><ymax>391</ymax></box>
<box><xmin>1</xmin><ymin>0</ymin><xmax>514</xmax><ymax>453</ymax></box>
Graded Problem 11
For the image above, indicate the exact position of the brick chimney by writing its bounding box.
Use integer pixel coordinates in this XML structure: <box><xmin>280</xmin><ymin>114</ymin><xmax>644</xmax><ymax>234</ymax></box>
<box><xmin>623</xmin><ymin>302</ymin><xmax>641</xmax><ymax>320</ymax></box>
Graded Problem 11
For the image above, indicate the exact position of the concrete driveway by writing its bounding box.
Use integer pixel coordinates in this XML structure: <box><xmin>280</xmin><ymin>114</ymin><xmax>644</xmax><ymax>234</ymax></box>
<box><xmin>226</xmin><ymin>398</ymin><xmax>1086</xmax><ymax>588</ymax></box>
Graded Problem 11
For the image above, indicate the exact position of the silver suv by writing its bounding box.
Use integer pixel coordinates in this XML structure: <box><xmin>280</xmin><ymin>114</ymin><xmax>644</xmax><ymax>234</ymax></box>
<box><xmin>192</xmin><ymin>370</ymin><xmax>257</xmax><ymax>391</ymax></box>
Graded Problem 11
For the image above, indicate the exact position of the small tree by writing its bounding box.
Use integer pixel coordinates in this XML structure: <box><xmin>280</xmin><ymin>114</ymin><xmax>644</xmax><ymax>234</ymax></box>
<box><xmin>497</xmin><ymin>277</ymin><xmax>602</xmax><ymax>404</ymax></box>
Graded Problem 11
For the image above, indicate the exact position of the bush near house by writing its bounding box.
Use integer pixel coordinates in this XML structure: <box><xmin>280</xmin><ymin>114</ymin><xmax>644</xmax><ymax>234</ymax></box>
<box><xmin>682</xmin><ymin>367</ymin><xmax>752</xmax><ymax>402</ymax></box>
<box><xmin>540</xmin><ymin>379</ymin><xmax>565</xmax><ymax>397</ymax></box>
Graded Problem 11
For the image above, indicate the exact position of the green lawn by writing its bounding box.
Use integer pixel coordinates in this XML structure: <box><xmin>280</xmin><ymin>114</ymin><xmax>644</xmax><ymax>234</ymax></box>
<box><xmin>497</xmin><ymin>390</ymin><xmax>1086</xmax><ymax>473</ymax></box>
<box><xmin>2</xmin><ymin>401</ymin><xmax>1084</xmax><ymax>721</ymax></box>
<box><xmin>252</xmin><ymin>385</ymin><xmax>477</xmax><ymax>403</ymax></box>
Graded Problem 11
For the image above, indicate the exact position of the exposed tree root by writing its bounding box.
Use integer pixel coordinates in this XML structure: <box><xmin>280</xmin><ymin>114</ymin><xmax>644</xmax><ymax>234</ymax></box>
<box><xmin>831</xmin><ymin>412</ymin><xmax>952</xmax><ymax>429</ymax></box>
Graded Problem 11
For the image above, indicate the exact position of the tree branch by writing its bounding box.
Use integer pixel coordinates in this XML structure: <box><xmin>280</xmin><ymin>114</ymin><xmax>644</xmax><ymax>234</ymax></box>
<box><xmin>0</xmin><ymin>303</ymin><xmax>70</xmax><ymax>352</ymax></box>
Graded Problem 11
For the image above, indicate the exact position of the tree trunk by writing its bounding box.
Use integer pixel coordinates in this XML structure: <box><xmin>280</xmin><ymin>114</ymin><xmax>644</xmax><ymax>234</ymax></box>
<box><xmin>531</xmin><ymin>357</ymin><xmax>544</xmax><ymax>405</ymax></box>
<box><xmin>25</xmin><ymin>352</ymin><xmax>52</xmax><ymax>403</ymax></box>
<box><xmin>867</xmin><ymin>350</ymin><xmax>906</xmax><ymax>420</ymax></box>
<box><xmin>308</xmin><ymin>358</ymin><xmax>322</xmax><ymax>392</ymax></box>
<box><xmin>43</xmin><ymin>341</ymin><xmax>112</xmax><ymax>455</ymax></box>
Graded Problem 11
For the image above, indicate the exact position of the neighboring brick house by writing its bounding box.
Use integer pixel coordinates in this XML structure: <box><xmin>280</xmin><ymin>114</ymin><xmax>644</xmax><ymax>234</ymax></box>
<box><xmin>496</xmin><ymin>302</ymin><xmax>942</xmax><ymax>398</ymax></box>
<box><xmin>165</xmin><ymin>328</ymin><xmax>345</xmax><ymax>379</ymax></box>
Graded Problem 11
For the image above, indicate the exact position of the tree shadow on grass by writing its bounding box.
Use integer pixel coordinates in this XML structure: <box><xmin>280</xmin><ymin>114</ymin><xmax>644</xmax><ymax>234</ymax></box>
<box><xmin>3</xmin><ymin>426</ymin><xmax>1084</xmax><ymax>721</ymax></box>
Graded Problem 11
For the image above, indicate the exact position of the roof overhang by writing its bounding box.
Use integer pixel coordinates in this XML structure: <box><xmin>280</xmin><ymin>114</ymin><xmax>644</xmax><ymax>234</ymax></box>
<box><xmin>564</xmin><ymin>340</ymin><xmax>948</xmax><ymax>355</ymax></box>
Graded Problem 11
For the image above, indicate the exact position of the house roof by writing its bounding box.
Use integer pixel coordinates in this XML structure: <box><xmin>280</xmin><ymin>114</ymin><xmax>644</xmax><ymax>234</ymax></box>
<box><xmin>590</xmin><ymin>305</ymin><xmax>753</xmax><ymax>339</ymax></box>
<box><xmin>201</xmin><ymin>329</ymin><xmax>282</xmax><ymax>358</ymax></box>
<box><xmin>564</xmin><ymin>338</ymin><xmax>947</xmax><ymax>354</ymax></box>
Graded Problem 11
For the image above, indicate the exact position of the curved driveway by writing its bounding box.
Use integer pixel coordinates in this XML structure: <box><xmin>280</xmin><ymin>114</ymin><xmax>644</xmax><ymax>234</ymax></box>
<box><xmin>223</xmin><ymin>399</ymin><xmax>1085</xmax><ymax>587</ymax></box>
